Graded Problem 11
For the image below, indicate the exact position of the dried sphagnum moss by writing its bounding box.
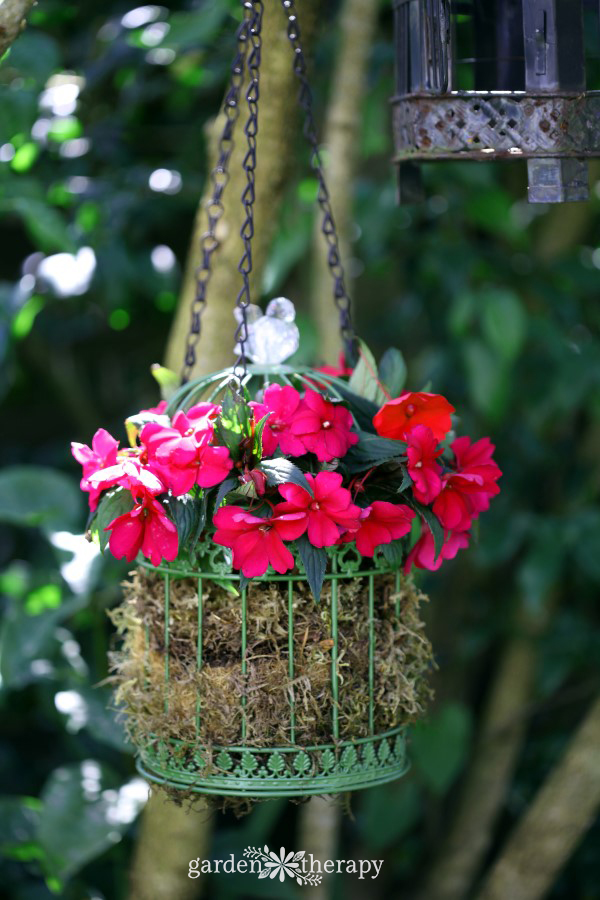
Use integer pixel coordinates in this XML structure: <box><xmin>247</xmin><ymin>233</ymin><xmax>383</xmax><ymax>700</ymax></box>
<box><xmin>109</xmin><ymin>567</ymin><xmax>434</xmax><ymax>754</ymax></box>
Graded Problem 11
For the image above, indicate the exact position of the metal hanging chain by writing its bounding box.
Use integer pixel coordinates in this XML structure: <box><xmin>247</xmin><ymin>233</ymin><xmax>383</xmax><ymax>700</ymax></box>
<box><xmin>280</xmin><ymin>0</ymin><xmax>357</xmax><ymax>363</ymax></box>
<box><xmin>181</xmin><ymin>6</ymin><xmax>252</xmax><ymax>384</ymax></box>
<box><xmin>233</xmin><ymin>0</ymin><xmax>264</xmax><ymax>377</ymax></box>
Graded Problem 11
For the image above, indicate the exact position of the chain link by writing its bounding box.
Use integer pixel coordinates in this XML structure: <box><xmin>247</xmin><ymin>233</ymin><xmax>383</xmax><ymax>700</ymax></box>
<box><xmin>181</xmin><ymin>0</ymin><xmax>357</xmax><ymax>380</ymax></box>
<box><xmin>233</xmin><ymin>0</ymin><xmax>264</xmax><ymax>377</ymax></box>
<box><xmin>180</xmin><ymin>6</ymin><xmax>252</xmax><ymax>384</ymax></box>
<box><xmin>280</xmin><ymin>0</ymin><xmax>357</xmax><ymax>364</ymax></box>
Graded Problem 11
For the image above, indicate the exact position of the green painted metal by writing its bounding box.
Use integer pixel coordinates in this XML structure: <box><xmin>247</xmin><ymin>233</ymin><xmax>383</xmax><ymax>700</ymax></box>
<box><xmin>368</xmin><ymin>573</ymin><xmax>375</xmax><ymax>734</ymax></box>
<box><xmin>287</xmin><ymin>580</ymin><xmax>295</xmax><ymax>743</ymax></box>
<box><xmin>163</xmin><ymin>574</ymin><xmax>169</xmax><ymax>714</ymax></box>
<box><xmin>330</xmin><ymin>553</ymin><xmax>339</xmax><ymax>740</ymax></box>
<box><xmin>136</xmin><ymin>726</ymin><xmax>409</xmax><ymax>797</ymax></box>
<box><xmin>195</xmin><ymin>577</ymin><xmax>202</xmax><ymax>736</ymax></box>
<box><xmin>135</xmin><ymin>543</ymin><xmax>413</xmax><ymax>797</ymax></box>
<box><xmin>241</xmin><ymin>586</ymin><xmax>247</xmax><ymax>742</ymax></box>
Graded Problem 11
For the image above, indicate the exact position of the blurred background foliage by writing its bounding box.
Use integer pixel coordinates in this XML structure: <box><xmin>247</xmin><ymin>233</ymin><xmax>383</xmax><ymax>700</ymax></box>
<box><xmin>0</xmin><ymin>1</ymin><xmax>599</xmax><ymax>898</ymax></box>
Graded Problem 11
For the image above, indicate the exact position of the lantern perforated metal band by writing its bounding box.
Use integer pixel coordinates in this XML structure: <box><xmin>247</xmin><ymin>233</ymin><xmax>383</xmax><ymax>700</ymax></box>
<box><xmin>134</xmin><ymin>546</ymin><xmax>411</xmax><ymax>796</ymax></box>
<box><xmin>392</xmin><ymin>0</ymin><xmax>596</xmax><ymax>203</ymax></box>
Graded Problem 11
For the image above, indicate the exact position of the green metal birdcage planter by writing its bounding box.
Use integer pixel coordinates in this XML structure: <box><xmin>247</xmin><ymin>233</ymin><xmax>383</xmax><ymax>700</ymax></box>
<box><xmin>126</xmin><ymin>542</ymin><xmax>424</xmax><ymax>798</ymax></box>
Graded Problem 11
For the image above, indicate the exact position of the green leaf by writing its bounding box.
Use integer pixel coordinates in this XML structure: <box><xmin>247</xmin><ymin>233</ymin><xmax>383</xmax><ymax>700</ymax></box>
<box><xmin>360</xmin><ymin>778</ymin><xmax>423</xmax><ymax>850</ymax></box>
<box><xmin>252</xmin><ymin>412</ymin><xmax>271</xmax><ymax>460</ymax></box>
<box><xmin>213</xmin><ymin>476</ymin><xmax>240</xmax><ymax>511</ymax></box>
<box><xmin>463</xmin><ymin>339</ymin><xmax>509</xmax><ymax>423</ymax></box>
<box><xmin>0</xmin><ymin>198</ymin><xmax>76</xmax><ymax>252</ymax></box>
<box><xmin>397</xmin><ymin>467</ymin><xmax>413</xmax><ymax>493</ymax></box>
<box><xmin>0</xmin><ymin>796</ymin><xmax>42</xmax><ymax>859</ymax></box>
<box><xmin>481</xmin><ymin>289</ymin><xmax>527</xmax><ymax>362</ymax></box>
<box><xmin>348</xmin><ymin>341</ymin><xmax>388</xmax><ymax>404</ymax></box>
<box><xmin>411</xmin><ymin>703</ymin><xmax>473</xmax><ymax>794</ymax></box>
<box><xmin>47</xmin><ymin>116</ymin><xmax>83</xmax><ymax>143</ymax></box>
<box><xmin>344</xmin><ymin>431</ymin><xmax>405</xmax><ymax>472</ymax></box>
<box><xmin>296</xmin><ymin>534</ymin><xmax>327</xmax><ymax>602</ymax></box>
<box><xmin>380</xmin><ymin>540</ymin><xmax>404</xmax><ymax>568</ymax></box>
<box><xmin>150</xmin><ymin>364</ymin><xmax>180</xmax><ymax>401</ymax></box>
<box><xmin>258</xmin><ymin>459</ymin><xmax>313</xmax><ymax>495</ymax></box>
<box><xmin>214</xmin><ymin>385</ymin><xmax>252</xmax><ymax>460</ymax></box>
<box><xmin>414</xmin><ymin>502</ymin><xmax>445</xmax><ymax>559</ymax></box>
<box><xmin>54</xmin><ymin>686</ymin><xmax>132</xmax><ymax>753</ymax></box>
<box><xmin>163</xmin><ymin>495</ymin><xmax>199</xmax><ymax>547</ymax></box>
<box><xmin>161</xmin><ymin>7</ymin><xmax>229</xmax><ymax>50</ymax></box>
<box><xmin>0</xmin><ymin>467</ymin><xmax>82</xmax><ymax>531</ymax></box>
<box><xmin>0</xmin><ymin>595</ymin><xmax>84</xmax><ymax>689</ymax></box>
<box><xmin>378</xmin><ymin>347</ymin><xmax>407</xmax><ymax>398</ymax></box>
<box><xmin>37</xmin><ymin>764</ymin><xmax>147</xmax><ymax>881</ymax></box>
<box><xmin>93</xmin><ymin>489</ymin><xmax>134</xmax><ymax>552</ymax></box>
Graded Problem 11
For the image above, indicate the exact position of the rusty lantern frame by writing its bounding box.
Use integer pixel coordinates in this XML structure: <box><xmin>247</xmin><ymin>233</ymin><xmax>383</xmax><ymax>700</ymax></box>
<box><xmin>392</xmin><ymin>0</ymin><xmax>600</xmax><ymax>203</ymax></box>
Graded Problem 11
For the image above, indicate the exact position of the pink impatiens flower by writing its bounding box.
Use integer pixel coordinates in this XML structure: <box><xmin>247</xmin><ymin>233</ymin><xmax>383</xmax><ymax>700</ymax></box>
<box><xmin>404</xmin><ymin>527</ymin><xmax>470</xmax><ymax>573</ymax></box>
<box><xmin>274</xmin><ymin>472</ymin><xmax>361</xmax><ymax>547</ymax></box>
<box><xmin>88</xmin><ymin>457</ymin><xmax>165</xmax><ymax>498</ymax></box>
<box><xmin>349</xmin><ymin>501</ymin><xmax>416</xmax><ymax>557</ymax></box>
<box><xmin>315</xmin><ymin>353</ymin><xmax>354</xmax><ymax>378</ymax></box>
<box><xmin>71</xmin><ymin>428</ymin><xmax>119</xmax><ymax>510</ymax></box>
<box><xmin>213</xmin><ymin>506</ymin><xmax>306</xmax><ymax>577</ymax></box>
<box><xmin>105</xmin><ymin>495</ymin><xmax>178</xmax><ymax>566</ymax></box>
<box><xmin>452</xmin><ymin>436</ymin><xmax>502</xmax><ymax>515</ymax></box>
<box><xmin>251</xmin><ymin>384</ymin><xmax>306</xmax><ymax>458</ymax></box>
<box><xmin>432</xmin><ymin>436</ymin><xmax>501</xmax><ymax>532</ymax></box>
<box><xmin>406</xmin><ymin>424</ymin><xmax>443</xmax><ymax>505</ymax></box>
<box><xmin>141</xmin><ymin>410</ymin><xmax>232</xmax><ymax>496</ymax></box>
<box><xmin>290</xmin><ymin>390</ymin><xmax>358</xmax><ymax>462</ymax></box>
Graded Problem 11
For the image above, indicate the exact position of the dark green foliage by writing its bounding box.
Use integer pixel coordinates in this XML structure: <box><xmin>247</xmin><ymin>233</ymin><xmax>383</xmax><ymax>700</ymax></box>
<box><xmin>0</xmin><ymin>2</ymin><xmax>599</xmax><ymax>898</ymax></box>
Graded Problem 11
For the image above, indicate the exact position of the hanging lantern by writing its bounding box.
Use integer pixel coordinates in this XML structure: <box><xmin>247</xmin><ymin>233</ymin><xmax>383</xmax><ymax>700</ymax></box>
<box><xmin>72</xmin><ymin>0</ymin><xmax>503</xmax><ymax>807</ymax></box>
<box><xmin>392</xmin><ymin>0</ymin><xmax>599</xmax><ymax>203</ymax></box>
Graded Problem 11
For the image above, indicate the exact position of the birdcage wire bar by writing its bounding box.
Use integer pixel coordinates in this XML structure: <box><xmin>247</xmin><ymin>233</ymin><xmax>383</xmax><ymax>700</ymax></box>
<box><xmin>134</xmin><ymin>553</ymin><xmax>413</xmax><ymax>797</ymax></box>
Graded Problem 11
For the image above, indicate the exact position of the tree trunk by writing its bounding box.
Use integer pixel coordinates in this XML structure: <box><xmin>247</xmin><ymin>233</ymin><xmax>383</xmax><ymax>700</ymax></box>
<box><xmin>297</xmin><ymin>0</ymin><xmax>379</xmax><ymax>879</ymax></box>
<box><xmin>0</xmin><ymin>0</ymin><xmax>35</xmax><ymax>57</ymax></box>
<box><xmin>130</xmin><ymin>5</ymin><xmax>318</xmax><ymax>898</ymax></box>
<box><xmin>309</xmin><ymin>0</ymin><xmax>379</xmax><ymax>364</ymax></box>
<box><xmin>129</xmin><ymin>791</ymin><xmax>213</xmax><ymax>900</ymax></box>
<box><xmin>165</xmin><ymin>1</ymin><xmax>316</xmax><ymax>376</ymax></box>
<box><xmin>296</xmin><ymin>797</ymin><xmax>341</xmax><ymax>900</ymax></box>
<box><xmin>415</xmin><ymin>631</ymin><xmax>539</xmax><ymax>900</ymax></box>
<box><xmin>475</xmin><ymin>694</ymin><xmax>600</xmax><ymax>900</ymax></box>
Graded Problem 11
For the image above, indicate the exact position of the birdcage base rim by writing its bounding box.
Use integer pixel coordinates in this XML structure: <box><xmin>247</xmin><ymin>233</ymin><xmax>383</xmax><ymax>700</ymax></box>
<box><xmin>135</xmin><ymin>757</ymin><xmax>411</xmax><ymax>797</ymax></box>
<box><xmin>134</xmin><ymin>726</ymin><xmax>410</xmax><ymax>797</ymax></box>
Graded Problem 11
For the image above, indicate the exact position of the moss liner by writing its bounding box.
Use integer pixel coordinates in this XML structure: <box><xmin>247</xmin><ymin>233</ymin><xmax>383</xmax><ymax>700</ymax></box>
<box><xmin>110</xmin><ymin>567</ymin><xmax>434</xmax><ymax>757</ymax></box>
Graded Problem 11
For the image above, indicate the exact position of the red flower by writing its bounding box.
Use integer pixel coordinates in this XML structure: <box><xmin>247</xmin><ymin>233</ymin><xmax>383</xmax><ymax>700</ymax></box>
<box><xmin>406</xmin><ymin>425</ymin><xmax>443</xmax><ymax>504</ymax></box>
<box><xmin>404</xmin><ymin>527</ymin><xmax>470</xmax><ymax>573</ymax></box>
<box><xmin>289</xmin><ymin>390</ymin><xmax>358</xmax><ymax>462</ymax></box>
<box><xmin>373</xmin><ymin>391</ymin><xmax>455</xmax><ymax>442</ymax></box>
<box><xmin>274</xmin><ymin>472</ymin><xmax>361</xmax><ymax>547</ymax></box>
<box><xmin>71</xmin><ymin>428</ymin><xmax>119</xmax><ymax>510</ymax></box>
<box><xmin>251</xmin><ymin>384</ymin><xmax>306</xmax><ymax>458</ymax></box>
<box><xmin>141</xmin><ymin>410</ymin><xmax>232</xmax><ymax>496</ymax></box>
<box><xmin>213</xmin><ymin>506</ymin><xmax>306</xmax><ymax>577</ymax></box>
<box><xmin>432</xmin><ymin>436</ymin><xmax>501</xmax><ymax>531</ymax></box>
<box><xmin>105</xmin><ymin>495</ymin><xmax>178</xmax><ymax>566</ymax></box>
<box><xmin>350</xmin><ymin>501</ymin><xmax>415</xmax><ymax>557</ymax></box>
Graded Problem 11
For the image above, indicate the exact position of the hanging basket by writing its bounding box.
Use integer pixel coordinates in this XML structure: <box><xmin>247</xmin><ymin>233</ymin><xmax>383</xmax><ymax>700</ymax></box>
<box><xmin>71</xmin><ymin>0</ymin><xmax>502</xmax><ymax>807</ymax></box>
<box><xmin>111</xmin><ymin>543</ymin><xmax>432</xmax><ymax>799</ymax></box>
